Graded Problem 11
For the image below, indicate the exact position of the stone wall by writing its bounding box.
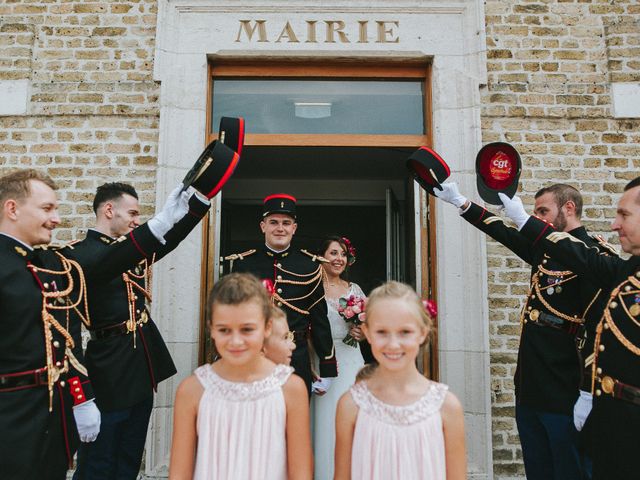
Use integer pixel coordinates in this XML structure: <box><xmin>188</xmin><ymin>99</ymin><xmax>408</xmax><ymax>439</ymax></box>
<box><xmin>482</xmin><ymin>1</ymin><xmax>640</xmax><ymax>477</ymax></box>
<box><xmin>0</xmin><ymin>1</ymin><xmax>160</xmax><ymax>241</ymax></box>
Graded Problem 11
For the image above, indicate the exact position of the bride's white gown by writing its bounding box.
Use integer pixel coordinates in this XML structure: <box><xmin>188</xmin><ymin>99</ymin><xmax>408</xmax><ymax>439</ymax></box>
<box><xmin>312</xmin><ymin>282</ymin><xmax>365</xmax><ymax>480</ymax></box>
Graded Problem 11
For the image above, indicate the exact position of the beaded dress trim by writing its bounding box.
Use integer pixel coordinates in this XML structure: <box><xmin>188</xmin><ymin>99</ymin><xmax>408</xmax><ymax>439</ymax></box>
<box><xmin>195</xmin><ymin>364</ymin><xmax>293</xmax><ymax>402</ymax></box>
<box><xmin>350</xmin><ymin>381</ymin><xmax>448</xmax><ymax>425</ymax></box>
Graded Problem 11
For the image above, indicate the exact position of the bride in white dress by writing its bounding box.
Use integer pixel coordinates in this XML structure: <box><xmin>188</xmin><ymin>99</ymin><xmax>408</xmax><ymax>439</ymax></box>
<box><xmin>312</xmin><ymin>236</ymin><xmax>366</xmax><ymax>480</ymax></box>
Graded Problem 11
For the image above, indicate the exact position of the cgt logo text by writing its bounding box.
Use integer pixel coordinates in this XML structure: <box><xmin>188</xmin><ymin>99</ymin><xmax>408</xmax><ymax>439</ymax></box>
<box><xmin>235</xmin><ymin>20</ymin><xmax>400</xmax><ymax>44</ymax></box>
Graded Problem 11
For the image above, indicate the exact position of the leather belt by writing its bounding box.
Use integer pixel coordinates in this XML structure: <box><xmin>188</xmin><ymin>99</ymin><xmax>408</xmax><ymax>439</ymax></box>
<box><xmin>598</xmin><ymin>375</ymin><xmax>640</xmax><ymax>406</ymax></box>
<box><xmin>0</xmin><ymin>368</ymin><xmax>48</xmax><ymax>391</ymax></box>
<box><xmin>528</xmin><ymin>309</ymin><xmax>583</xmax><ymax>336</ymax></box>
<box><xmin>293</xmin><ymin>328</ymin><xmax>309</xmax><ymax>344</ymax></box>
<box><xmin>90</xmin><ymin>312</ymin><xmax>149</xmax><ymax>341</ymax></box>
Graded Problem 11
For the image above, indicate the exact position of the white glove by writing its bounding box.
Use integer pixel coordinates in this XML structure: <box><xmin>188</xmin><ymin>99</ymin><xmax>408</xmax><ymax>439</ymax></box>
<box><xmin>498</xmin><ymin>192</ymin><xmax>530</xmax><ymax>230</ymax></box>
<box><xmin>73</xmin><ymin>399</ymin><xmax>101</xmax><ymax>442</ymax></box>
<box><xmin>312</xmin><ymin>377</ymin><xmax>334</xmax><ymax>396</ymax></box>
<box><xmin>433</xmin><ymin>182</ymin><xmax>468</xmax><ymax>209</ymax></box>
<box><xmin>148</xmin><ymin>184</ymin><xmax>191</xmax><ymax>244</ymax></box>
<box><xmin>573</xmin><ymin>390</ymin><xmax>592</xmax><ymax>432</ymax></box>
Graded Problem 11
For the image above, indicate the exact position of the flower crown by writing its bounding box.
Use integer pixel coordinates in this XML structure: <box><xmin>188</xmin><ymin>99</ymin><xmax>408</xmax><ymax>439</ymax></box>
<box><xmin>342</xmin><ymin>236</ymin><xmax>357</xmax><ymax>266</ymax></box>
<box><xmin>422</xmin><ymin>299</ymin><xmax>438</xmax><ymax>318</ymax></box>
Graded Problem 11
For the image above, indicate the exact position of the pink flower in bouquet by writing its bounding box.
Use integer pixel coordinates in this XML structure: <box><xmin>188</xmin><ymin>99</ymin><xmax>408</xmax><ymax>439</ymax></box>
<box><xmin>338</xmin><ymin>294</ymin><xmax>367</xmax><ymax>347</ymax></box>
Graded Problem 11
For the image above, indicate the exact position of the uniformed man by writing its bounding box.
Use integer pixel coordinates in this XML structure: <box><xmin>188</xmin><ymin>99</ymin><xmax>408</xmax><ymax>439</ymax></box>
<box><xmin>228</xmin><ymin>194</ymin><xmax>337</xmax><ymax>394</ymax></box>
<box><xmin>501</xmin><ymin>176</ymin><xmax>640</xmax><ymax>480</ymax></box>
<box><xmin>434</xmin><ymin>182</ymin><xmax>613</xmax><ymax>480</ymax></box>
<box><xmin>72</xmin><ymin>183</ymin><xmax>210</xmax><ymax>479</ymax></box>
<box><xmin>0</xmin><ymin>170</ymin><xmax>191</xmax><ymax>480</ymax></box>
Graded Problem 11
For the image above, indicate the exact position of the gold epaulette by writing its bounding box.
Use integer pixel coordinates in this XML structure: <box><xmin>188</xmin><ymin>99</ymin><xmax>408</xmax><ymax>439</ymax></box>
<box><xmin>592</xmin><ymin>235</ymin><xmax>619</xmax><ymax>257</ymax></box>
<box><xmin>224</xmin><ymin>249</ymin><xmax>256</xmax><ymax>262</ymax></box>
<box><xmin>300</xmin><ymin>249</ymin><xmax>328</xmax><ymax>263</ymax></box>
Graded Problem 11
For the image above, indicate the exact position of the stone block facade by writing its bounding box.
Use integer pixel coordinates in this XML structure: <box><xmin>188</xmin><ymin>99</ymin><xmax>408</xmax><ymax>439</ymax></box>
<box><xmin>483</xmin><ymin>1</ymin><xmax>639</xmax><ymax>477</ymax></box>
<box><xmin>1</xmin><ymin>1</ymin><xmax>639</xmax><ymax>478</ymax></box>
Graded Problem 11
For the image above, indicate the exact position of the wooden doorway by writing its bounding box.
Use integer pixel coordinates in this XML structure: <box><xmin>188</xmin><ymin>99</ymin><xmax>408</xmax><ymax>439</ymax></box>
<box><xmin>199</xmin><ymin>60</ymin><xmax>439</xmax><ymax>380</ymax></box>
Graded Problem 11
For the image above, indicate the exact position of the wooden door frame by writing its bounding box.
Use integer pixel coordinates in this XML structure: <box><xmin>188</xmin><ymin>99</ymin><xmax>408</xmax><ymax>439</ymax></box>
<box><xmin>199</xmin><ymin>59</ymin><xmax>438</xmax><ymax>379</ymax></box>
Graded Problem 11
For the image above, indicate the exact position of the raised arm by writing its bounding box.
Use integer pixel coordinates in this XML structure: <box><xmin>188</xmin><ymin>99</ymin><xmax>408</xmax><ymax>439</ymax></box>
<box><xmin>435</xmin><ymin>182</ymin><xmax>536</xmax><ymax>264</ymax></box>
<box><xmin>500</xmin><ymin>193</ymin><xmax>627</xmax><ymax>287</ymax></box>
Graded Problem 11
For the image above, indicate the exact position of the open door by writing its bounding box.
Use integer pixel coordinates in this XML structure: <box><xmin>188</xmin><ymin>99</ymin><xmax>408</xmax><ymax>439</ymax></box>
<box><xmin>386</xmin><ymin>187</ymin><xmax>405</xmax><ymax>281</ymax></box>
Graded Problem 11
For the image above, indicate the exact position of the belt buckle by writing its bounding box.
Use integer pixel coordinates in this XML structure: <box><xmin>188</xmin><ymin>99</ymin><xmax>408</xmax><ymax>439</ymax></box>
<box><xmin>601</xmin><ymin>376</ymin><xmax>615</xmax><ymax>395</ymax></box>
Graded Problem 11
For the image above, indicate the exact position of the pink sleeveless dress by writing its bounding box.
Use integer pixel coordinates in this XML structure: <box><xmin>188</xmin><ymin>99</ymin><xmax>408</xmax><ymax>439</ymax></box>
<box><xmin>192</xmin><ymin>364</ymin><xmax>293</xmax><ymax>480</ymax></box>
<box><xmin>349</xmin><ymin>380</ymin><xmax>449</xmax><ymax>480</ymax></box>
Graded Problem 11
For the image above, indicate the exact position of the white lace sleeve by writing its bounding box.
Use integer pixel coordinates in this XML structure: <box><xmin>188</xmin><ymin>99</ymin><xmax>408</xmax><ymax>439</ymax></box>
<box><xmin>350</xmin><ymin>282</ymin><xmax>366</xmax><ymax>298</ymax></box>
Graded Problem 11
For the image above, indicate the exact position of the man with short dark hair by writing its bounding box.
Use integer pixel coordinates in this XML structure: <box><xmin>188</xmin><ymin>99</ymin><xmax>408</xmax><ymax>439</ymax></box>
<box><xmin>72</xmin><ymin>182</ymin><xmax>210</xmax><ymax>479</ymax></box>
<box><xmin>434</xmin><ymin>181</ymin><xmax>613</xmax><ymax>480</ymax></box>
<box><xmin>501</xmin><ymin>176</ymin><xmax>640</xmax><ymax>479</ymax></box>
<box><xmin>228</xmin><ymin>194</ymin><xmax>337</xmax><ymax>394</ymax></box>
<box><xmin>0</xmin><ymin>170</ymin><xmax>195</xmax><ymax>480</ymax></box>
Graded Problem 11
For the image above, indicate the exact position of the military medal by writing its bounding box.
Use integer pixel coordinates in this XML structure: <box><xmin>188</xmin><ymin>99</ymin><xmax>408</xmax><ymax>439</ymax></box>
<box><xmin>529</xmin><ymin>309</ymin><xmax>540</xmax><ymax>321</ymax></box>
<box><xmin>630</xmin><ymin>304</ymin><xmax>640</xmax><ymax>317</ymax></box>
<box><xmin>546</xmin><ymin>287</ymin><xmax>554</xmax><ymax>295</ymax></box>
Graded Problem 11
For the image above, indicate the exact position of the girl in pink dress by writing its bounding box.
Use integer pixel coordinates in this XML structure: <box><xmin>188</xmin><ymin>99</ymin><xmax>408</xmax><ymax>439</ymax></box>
<box><xmin>335</xmin><ymin>281</ymin><xmax>467</xmax><ymax>480</ymax></box>
<box><xmin>169</xmin><ymin>273</ymin><xmax>312</xmax><ymax>480</ymax></box>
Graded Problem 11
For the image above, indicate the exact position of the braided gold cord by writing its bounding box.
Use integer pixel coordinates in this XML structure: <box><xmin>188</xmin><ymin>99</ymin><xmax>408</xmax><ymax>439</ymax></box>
<box><xmin>532</xmin><ymin>273</ymin><xmax>583</xmax><ymax>323</ymax></box>
<box><xmin>537</xmin><ymin>262</ymin><xmax>574</xmax><ymax>277</ymax></box>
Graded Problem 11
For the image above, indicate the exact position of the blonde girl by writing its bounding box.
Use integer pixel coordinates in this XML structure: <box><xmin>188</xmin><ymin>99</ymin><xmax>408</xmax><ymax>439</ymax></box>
<box><xmin>335</xmin><ymin>281</ymin><xmax>466</xmax><ymax>480</ymax></box>
<box><xmin>263</xmin><ymin>306</ymin><xmax>295</xmax><ymax>366</ymax></box>
<box><xmin>169</xmin><ymin>273</ymin><xmax>312</xmax><ymax>480</ymax></box>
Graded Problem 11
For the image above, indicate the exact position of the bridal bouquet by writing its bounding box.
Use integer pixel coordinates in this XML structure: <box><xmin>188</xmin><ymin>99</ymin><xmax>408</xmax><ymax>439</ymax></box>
<box><xmin>337</xmin><ymin>294</ymin><xmax>367</xmax><ymax>347</ymax></box>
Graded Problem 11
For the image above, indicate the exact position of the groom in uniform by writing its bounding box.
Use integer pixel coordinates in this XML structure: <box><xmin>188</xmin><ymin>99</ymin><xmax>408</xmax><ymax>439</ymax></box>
<box><xmin>228</xmin><ymin>194</ymin><xmax>337</xmax><ymax>394</ymax></box>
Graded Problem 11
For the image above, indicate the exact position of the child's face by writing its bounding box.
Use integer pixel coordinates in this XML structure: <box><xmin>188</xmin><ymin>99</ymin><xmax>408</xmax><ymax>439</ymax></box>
<box><xmin>210</xmin><ymin>301</ymin><xmax>271</xmax><ymax>366</ymax></box>
<box><xmin>263</xmin><ymin>317</ymin><xmax>295</xmax><ymax>365</ymax></box>
<box><xmin>362</xmin><ymin>298</ymin><xmax>427</xmax><ymax>371</ymax></box>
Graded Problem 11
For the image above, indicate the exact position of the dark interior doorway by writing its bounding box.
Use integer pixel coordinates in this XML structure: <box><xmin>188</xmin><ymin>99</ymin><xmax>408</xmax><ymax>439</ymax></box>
<box><xmin>217</xmin><ymin>145</ymin><xmax>415</xmax><ymax>295</ymax></box>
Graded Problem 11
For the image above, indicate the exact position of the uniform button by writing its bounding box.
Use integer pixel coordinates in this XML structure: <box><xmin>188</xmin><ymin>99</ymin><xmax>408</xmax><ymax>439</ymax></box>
<box><xmin>609</xmin><ymin>301</ymin><xmax>618</xmax><ymax>309</ymax></box>
<box><xmin>597</xmin><ymin>368</ymin><xmax>602</xmax><ymax>374</ymax></box>
<box><xmin>133</xmin><ymin>295</ymin><xmax>138</xmax><ymax>300</ymax></box>
<box><xmin>523</xmin><ymin>319</ymin><xmax>528</xmax><ymax>324</ymax></box>
<box><xmin>595</xmin><ymin>389</ymin><xmax>602</xmax><ymax>396</ymax></box>
<box><xmin>136</xmin><ymin>309</ymin><xmax>141</xmax><ymax>314</ymax></box>
<box><xmin>625</xmin><ymin>285</ymin><xmax>632</xmax><ymax>292</ymax></box>
<box><xmin>277</xmin><ymin>263</ymin><xmax>282</xmax><ymax>268</ymax></box>
<box><xmin>277</xmin><ymin>302</ymin><xmax>282</xmax><ymax>307</ymax></box>
<box><xmin>77</xmin><ymin>395</ymin><xmax>83</xmax><ymax>400</ymax></box>
<box><xmin>72</xmin><ymin>380</ymin><xmax>79</xmax><ymax>386</ymax></box>
<box><xmin>277</xmin><ymin>288</ymin><xmax>282</xmax><ymax>293</ymax></box>
<box><xmin>55</xmin><ymin>361</ymin><xmax>62</xmax><ymax>367</ymax></box>
<box><xmin>542</xmin><ymin>259</ymin><xmax>547</xmax><ymax>264</ymax></box>
<box><xmin>527</xmin><ymin>306</ymin><xmax>532</xmax><ymax>311</ymax></box>
<box><xmin>277</xmin><ymin>275</ymin><xmax>282</xmax><ymax>280</ymax></box>
<box><xmin>603</xmin><ymin>323</ymin><xmax>610</xmax><ymax>330</ymax></box>
<box><xmin>636</xmin><ymin>271</ymin><xmax>640</xmax><ymax>278</ymax></box>
<box><xmin>43</xmin><ymin>282</ymin><xmax>49</xmax><ymax>289</ymax></box>
<box><xmin>53</xmin><ymin>341</ymin><xmax>60</xmax><ymax>348</ymax></box>
<box><xmin>530</xmin><ymin>295</ymin><xmax>535</xmax><ymax>299</ymax></box>
<box><xmin>59</xmin><ymin>381</ymin><xmax>65</xmax><ymax>387</ymax></box>
<box><xmin>74</xmin><ymin>387</ymin><xmax>80</xmax><ymax>393</ymax></box>
<box><xmin>599</xmin><ymin>345</ymin><xmax>605</xmax><ymax>352</ymax></box>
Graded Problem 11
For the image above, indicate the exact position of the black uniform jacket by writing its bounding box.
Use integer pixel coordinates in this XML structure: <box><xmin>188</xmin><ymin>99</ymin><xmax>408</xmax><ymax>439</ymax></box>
<box><xmin>463</xmin><ymin>202</ymin><xmax>610</xmax><ymax>414</ymax></box>
<box><xmin>232</xmin><ymin>245</ymin><xmax>337</xmax><ymax>380</ymax></box>
<box><xmin>521</xmin><ymin>215</ymin><xmax>639</xmax><ymax>479</ymax></box>
<box><xmin>70</xmin><ymin>195</ymin><xmax>210</xmax><ymax>412</ymax></box>
<box><xmin>0</xmin><ymin>221</ymin><xmax>163</xmax><ymax>480</ymax></box>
